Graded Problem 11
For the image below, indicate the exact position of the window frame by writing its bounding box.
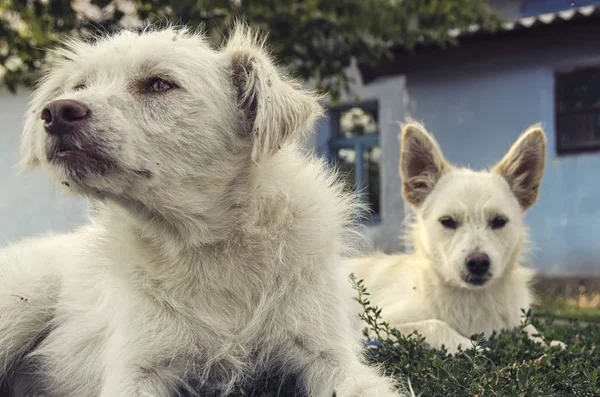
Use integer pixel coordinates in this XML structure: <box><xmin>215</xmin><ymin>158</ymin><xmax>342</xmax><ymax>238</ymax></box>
<box><xmin>555</xmin><ymin>67</ymin><xmax>600</xmax><ymax>156</ymax></box>
<box><xmin>326</xmin><ymin>100</ymin><xmax>381</xmax><ymax>224</ymax></box>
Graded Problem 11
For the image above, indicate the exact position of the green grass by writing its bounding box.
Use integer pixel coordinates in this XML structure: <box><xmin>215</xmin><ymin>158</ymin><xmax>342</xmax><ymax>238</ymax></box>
<box><xmin>533</xmin><ymin>292</ymin><xmax>600</xmax><ymax>323</ymax></box>
<box><xmin>231</xmin><ymin>278</ymin><xmax>600</xmax><ymax>396</ymax></box>
<box><xmin>533</xmin><ymin>306</ymin><xmax>600</xmax><ymax>323</ymax></box>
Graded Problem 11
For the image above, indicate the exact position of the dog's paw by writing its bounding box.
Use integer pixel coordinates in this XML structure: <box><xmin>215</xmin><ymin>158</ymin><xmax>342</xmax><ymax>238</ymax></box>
<box><xmin>347</xmin><ymin>388</ymin><xmax>407</xmax><ymax>397</ymax></box>
<box><xmin>450</xmin><ymin>337</ymin><xmax>491</xmax><ymax>355</ymax></box>
<box><xmin>335</xmin><ymin>381</ymin><xmax>405</xmax><ymax>397</ymax></box>
<box><xmin>443</xmin><ymin>335</ymin><xmax>481</xmax><ymax>355</ymax></box>
<box><xmin>548</xmin><ymin>340</ymin><xmax>567</xmax><ymax>349</ymax></box>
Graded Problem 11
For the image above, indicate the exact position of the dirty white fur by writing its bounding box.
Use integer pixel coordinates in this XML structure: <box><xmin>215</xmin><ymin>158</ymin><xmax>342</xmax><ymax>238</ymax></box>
<box><xmin>347</xmin><ymin>122</ymin><xmax>564</xmax><ymax>354</ymax></box>
<box><xmin>0</xmin><ymin>25</ymin><xmax>407</xmax><ymax>397</ymax></box>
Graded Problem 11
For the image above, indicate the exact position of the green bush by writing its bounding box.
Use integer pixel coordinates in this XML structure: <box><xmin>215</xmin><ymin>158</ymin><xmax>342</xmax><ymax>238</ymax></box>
<box><xmin>352</xmin><ymin>276</ymin><xmax>600</xmax><ymax>397</ymax></box>
<box><xmin>231</xmin><ymin>276</ymin><xmax>599</xmax><ymax>396</ymax></box>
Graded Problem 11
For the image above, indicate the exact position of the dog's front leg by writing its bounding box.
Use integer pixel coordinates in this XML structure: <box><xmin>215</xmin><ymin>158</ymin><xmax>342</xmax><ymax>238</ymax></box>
<box><xmin>0</xmin><ymin>247</ymin><xmax>60</xmax><ymax>376</ymax></box>
<box><xmin>394</xmin><ymin>319</ymin><xmax>476</xmax><ymax>354</ymax></box>
<box><xmin>523</xmin><ymin>323</ymin><xmax>566</xmax><ymax>349</ymax></box>
<box><xmin>285</xmin><ymin>338</ymin><xmax>405</xmax><ymax>397</ymax></box>
<box><xmin>99</xmin><ymin>363</ymin><xmax>181</xmax><ymax>397</ymax></box>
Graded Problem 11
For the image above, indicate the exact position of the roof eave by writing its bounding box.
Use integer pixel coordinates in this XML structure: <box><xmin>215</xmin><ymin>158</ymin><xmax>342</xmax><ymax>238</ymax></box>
<box><xmin>359</xmin><ymin>5</ymin><xmax>600</xmax><ymax>84</ymax></box>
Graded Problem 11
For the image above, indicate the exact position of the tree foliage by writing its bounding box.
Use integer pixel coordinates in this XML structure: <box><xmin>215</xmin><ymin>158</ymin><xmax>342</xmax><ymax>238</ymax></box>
<box><xmin>0</xmin><ymin>0</ymin><xmax>500</xmax><ymax>97</ymax></box>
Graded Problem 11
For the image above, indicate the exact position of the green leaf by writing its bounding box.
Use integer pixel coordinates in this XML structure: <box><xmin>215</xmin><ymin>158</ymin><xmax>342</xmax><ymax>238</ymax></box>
<box><xmin>0</xmin><ymin>0</ymin><xmax>500</xmax><ymax>97</ymax></box>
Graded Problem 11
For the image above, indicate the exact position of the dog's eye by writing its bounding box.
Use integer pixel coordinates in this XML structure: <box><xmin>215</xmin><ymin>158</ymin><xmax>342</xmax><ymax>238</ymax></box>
<box><xmin>144</xmin><ymin>78</ymin><xmax>174</xmax><ymax>93</ymax></box>
<box><xmin>74</xmin><ymin>83</ymin><xmax>86</xmax><ymax>91</ymax></box>
<box><xmin>490</xmin><ymin>216</ymin><xmax>508</xmax><ymax>229</ymax></box>
<box><xmin>439</xmin><ymin>216</ymin><xmax>458</xmax><ymax>230</ymax></box>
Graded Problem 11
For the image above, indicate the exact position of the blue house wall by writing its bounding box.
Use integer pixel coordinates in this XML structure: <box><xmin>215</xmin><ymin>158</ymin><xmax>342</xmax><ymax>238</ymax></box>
<box><xmin>316</xmin><ymin>30</ymin><xmax>600</xmax><ymax>275</ymax></box>
<box><xmin>0</xmin><ymin>89</ymin><xmax>90</xmax><ymax>245</ymax></box>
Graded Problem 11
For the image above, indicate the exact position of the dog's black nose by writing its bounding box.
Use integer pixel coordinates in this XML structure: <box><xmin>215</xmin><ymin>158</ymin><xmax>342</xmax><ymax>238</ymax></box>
<box><xmin>466</xmin><ymin>253</ymin><xmax>490</xmax><ymax>276</ymax></box>
<box><xmin>41</xmin><ymin>99</ymin><xmax>90</xmax><ymax>136</ymax></box>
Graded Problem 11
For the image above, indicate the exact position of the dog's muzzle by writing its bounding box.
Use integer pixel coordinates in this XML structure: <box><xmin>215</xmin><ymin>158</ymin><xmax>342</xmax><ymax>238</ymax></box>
<box><xmin>464</xmin><ymin>252</ymin><xmax>492</xmax><ymax>286</ymax></box>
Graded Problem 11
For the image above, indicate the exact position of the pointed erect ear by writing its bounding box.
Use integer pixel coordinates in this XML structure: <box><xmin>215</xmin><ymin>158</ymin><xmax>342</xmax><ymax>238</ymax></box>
<box><xmin>492</xmin><ymin>124</ymin><xmax>547</xmax><ymax>210</ymax></box>
<box><xmin>399</xmin><ymin>122</ymin><xmax>452</xmax><ymax>207</ymax></box>
<box><xmin>224</xmin><ymin>25</ymin><xmax>323</xmax><ymax>162</ymax></box>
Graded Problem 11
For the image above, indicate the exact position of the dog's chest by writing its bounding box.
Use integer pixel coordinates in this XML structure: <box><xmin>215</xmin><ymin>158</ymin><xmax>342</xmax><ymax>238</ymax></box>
<box><xmin>432</xmin><ymin>291</ymin><xmax>520</xmax><ymax>337</ymax></box>
<box><xmin>28</xmin><ymin>271</ymin><xmax>114</xmax><ymax>396</ymax></box>
<box><xmin>31</xmin><ymin>267</ymin><xmax>293</xmax><ymax>397</ymax></box>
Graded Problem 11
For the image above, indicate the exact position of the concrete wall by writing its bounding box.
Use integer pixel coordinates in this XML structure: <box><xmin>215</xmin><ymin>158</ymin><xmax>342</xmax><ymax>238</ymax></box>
<box><xmin>315</xmin><ymin>37</ymin><xmax>600</xmax><ymax>275</ymax></box>
<box><xmin>0</xmin><ymin>89</ymin><xmax>89</xmax><ymax>245</ymax></box>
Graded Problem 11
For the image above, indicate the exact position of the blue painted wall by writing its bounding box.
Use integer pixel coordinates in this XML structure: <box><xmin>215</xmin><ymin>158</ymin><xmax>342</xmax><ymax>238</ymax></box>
<box><xmin>0</xmin><ymin>89</ymin><xmax>90</xmax><ymax>246</ymax></box>
<box><xmin>316</xmin><ymin>33</ymin><xmax>600</xmax><ymax>275</ymax></box>
<box><xmin>403</xmin><ymin>42</ymin><xmax>600</xmax><ymax>276</ymax></box>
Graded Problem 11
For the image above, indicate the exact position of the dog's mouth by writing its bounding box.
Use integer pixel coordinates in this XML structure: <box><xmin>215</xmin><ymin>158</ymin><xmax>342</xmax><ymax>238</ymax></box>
<box><xmin>46</xmin><ymin>137</ymin><xmax>115</xmax><ymax>178</ymax></box>
<box><xmin>50</xmin><ymin>141</ymin><xmax>76</xmax><ymax>162</ymax></box>
<box><xmin>462</xmin><ymin>272</ymin><xmax>492</xmax><ymax>287</ymax></box>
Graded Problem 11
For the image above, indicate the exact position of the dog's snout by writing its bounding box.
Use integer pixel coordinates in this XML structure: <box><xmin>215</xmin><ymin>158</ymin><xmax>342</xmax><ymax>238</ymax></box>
<box><xmin>41</xmin><ymin>99</ymin><xmax>90</xmax><ymax>136</ymax></box>
<box><xmin>466</xmin><ymin>252</ymin><xmax>490</xmax><ymax>276</ymax></box>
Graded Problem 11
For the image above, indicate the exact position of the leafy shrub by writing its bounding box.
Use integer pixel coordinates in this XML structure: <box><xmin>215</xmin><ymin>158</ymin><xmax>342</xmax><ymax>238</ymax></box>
<box><xmin>230</xmin><ymin>276</ymin><xmax>599</xmax><ymax>396</ymax></box>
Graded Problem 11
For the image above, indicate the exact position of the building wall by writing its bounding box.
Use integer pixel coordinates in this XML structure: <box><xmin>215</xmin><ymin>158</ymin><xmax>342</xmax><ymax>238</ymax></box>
<box><xmin>0</xmin><ymin>75</ymin><xmax>404</xmax><ymax>250</ymax></box>
<box><xmin>4</xmin><ymin>34</ymin><xmax>600</xmax><ymax>275</ymax></box>
<box><xmin>489</xmin><ymin>0</ymin><xmax>523</xmax><ymax>20</ymax></box>
<box><xmin>316</xmin><ymin>36</ymin><xmax>600</xmax><ymax>275</ymax></box>
<box><xmin>0</xmin><ymin>89</ymin><xmax>89</xmax><ymax>245</ymax></box>
<box><xmin>1</xmin><ymin>71</ymin><xmax>406</xmax><ymax>251</ymax></box>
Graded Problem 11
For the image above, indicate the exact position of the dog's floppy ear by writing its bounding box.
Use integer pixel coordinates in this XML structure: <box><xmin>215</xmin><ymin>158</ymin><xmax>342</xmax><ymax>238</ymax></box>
<box><xmin>224</xmin><ymin>25</ymin><xmax>323</xmax><ymax>162</ymax></box>
<box><xmin>19</xmin><ymin>118</ymin><xmax>41</xmax><ymax>172</ymax></box>
<box><xmin>399</xmin><ymin>122</ymin><xmax>451</xmax><ymax>207</ymax></box>
<box><xmin>492</xmin><ymin>124</ymin><xmax>546</xmax><ymax>210</ymax></box>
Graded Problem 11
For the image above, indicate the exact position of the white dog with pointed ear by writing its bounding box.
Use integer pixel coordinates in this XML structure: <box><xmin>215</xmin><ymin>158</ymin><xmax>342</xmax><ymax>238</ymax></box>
<box><xmin>0</xmin><ymin>25</ymin><xmax>408</xmax><ymax>397</ymax></box>
<box><xmin>347</xmin><ymin>122</ymin><xmax>565</xmax><ymax>354</ymax></box>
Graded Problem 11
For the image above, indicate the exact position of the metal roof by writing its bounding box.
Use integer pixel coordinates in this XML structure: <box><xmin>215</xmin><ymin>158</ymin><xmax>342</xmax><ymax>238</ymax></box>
<box><xmin>448</xmin><ymin>4</ymin><xmax>600</xmax><ymax>39</ymax></box>
<box><xmin>520</xmin><ymin>0</ymin><xmax>600</xmax><ymax>18</ymax></box>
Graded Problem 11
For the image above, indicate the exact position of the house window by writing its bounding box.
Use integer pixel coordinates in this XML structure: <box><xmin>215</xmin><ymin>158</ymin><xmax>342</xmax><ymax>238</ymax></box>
<box><xmin>328</xmin><ymin>101</ymin><xmax>381</xmax><ymax>223</ymax></box>
<box><xmin>555</xmin><ymin>68</ymin><xmax>600</xmax><ymax>155</ymax></box>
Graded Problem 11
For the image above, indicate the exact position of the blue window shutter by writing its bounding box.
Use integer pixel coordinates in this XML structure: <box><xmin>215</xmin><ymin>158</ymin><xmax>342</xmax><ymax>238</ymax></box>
<box><xmin>323</xmin><ymin>102</ymin><xmax>381</xmax><ymax>224</ymax></box>
<box><xmin>355</xmin><ymin>141</ymin><xmax>364</xmax><ymax>190</ymax></box>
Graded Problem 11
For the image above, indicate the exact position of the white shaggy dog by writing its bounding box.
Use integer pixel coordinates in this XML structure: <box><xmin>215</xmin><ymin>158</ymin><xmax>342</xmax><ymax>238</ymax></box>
<box><xmin>0</xmin><ymin>26</ymin><xmax>406</xmax><ymax>397</ymax></box>
<box><xmin>347</xmin><ymin>122</ymin><xmax>563</xmax><ymax>354</ymax></box>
